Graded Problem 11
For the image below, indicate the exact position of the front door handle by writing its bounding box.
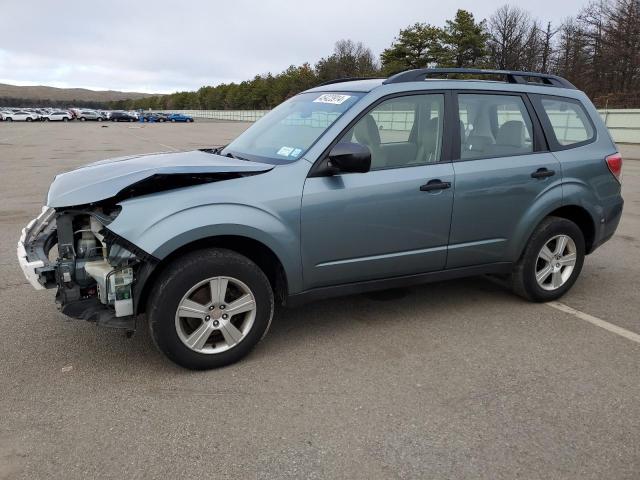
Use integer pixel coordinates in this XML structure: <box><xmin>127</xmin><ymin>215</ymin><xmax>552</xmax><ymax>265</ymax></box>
<box><xmin>420</xmin><ymin>179</ymin><xmax>451</xmax><ymax>192</ymax></box>
<box><xmin>531</xmin><ymin>168</ymin><xmax>556</xmax><ymax>179</ymax></box>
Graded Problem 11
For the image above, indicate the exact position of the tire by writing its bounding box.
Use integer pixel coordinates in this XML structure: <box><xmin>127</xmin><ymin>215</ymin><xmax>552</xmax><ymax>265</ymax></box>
<box><xmin>63</xmin><ymin>117</ymin><xmax>69</xmax><ymax>122</ymax></box>
<box><xmin>171</xmin><ymin>119</ymin><xmax>176</xmax><ymax>122</ymax></box>
<box><xmin>80</xmin><ymin>117</ymin><xmax>86</xmax><ymax>121</ymax></box>
<box><xmin>44</xmin><ymin>117</ymin><xmax>50</xmax><ymax>121</ymax></box>
<box><xmin>129</xmin><ymin>118</ymin><xmax>134</xmax><ymax>122</ymax></box>
<box><xmin>148</xmin><ymin>248</ymin><xmax>274</xmax><ymax>370</ymax></box>
<box><xmin>97</xmin><ymin>117</ymin><xmax>103</xmax><ymax>122</ymax></box>
<box><xmin>26</xmin><ymin>117</ymin><xmax>32</xmax><ymax>122</ymax></box>
<box><xmin>187</xmin><ymin>118</ymin><xmax>193</xmax><ymax>123</ymax></box>
<box><xmin>511</xmin><ymin>216</ymin><xmax>585</xmax><ymax>302</ymax></box>
<box><xmin>5</xmin><ymin>117</ymin><xmax>12</xmax><ymax>122</ymax></box>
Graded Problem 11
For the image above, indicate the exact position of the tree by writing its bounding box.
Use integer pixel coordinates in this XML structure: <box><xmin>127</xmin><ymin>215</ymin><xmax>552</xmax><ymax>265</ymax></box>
<box><xmin>441</xmin><ymin>10</ymin><xmax>489</xmax><ymax>67</ymax></box>
<box><xmin>380</xmin><ymin>23</ymin><xmax>445</xmax><ymax>74</ymax></box>
<box><xmin>487</xmin><ymin>5</ymin><xmax>533</xmax><ymax>70</ymax></box>
<box><xmin>315</xmin><ymin>40</ymin><xmax>379</xmax><ymax>82</ymax></box>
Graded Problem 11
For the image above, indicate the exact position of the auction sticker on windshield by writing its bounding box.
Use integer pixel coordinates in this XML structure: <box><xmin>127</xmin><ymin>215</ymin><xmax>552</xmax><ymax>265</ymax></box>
<box><xmin>313</xmin><ymin>94</ymin><xmax>351</xmax><ymax>105</ymax></box>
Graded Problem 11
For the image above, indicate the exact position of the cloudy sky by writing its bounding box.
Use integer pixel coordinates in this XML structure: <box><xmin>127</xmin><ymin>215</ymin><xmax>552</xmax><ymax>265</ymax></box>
<box><xmin>1</xmin><ymin>0</ymin><xmax>586</xmax><ymax>94</ymax></box>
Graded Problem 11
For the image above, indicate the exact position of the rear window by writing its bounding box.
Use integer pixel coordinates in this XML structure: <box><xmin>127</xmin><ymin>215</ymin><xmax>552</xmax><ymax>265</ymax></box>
<box><xmin>539</xmin><ymin>97</ymin><xmax>595</xmax><ymax>147</ymax></box>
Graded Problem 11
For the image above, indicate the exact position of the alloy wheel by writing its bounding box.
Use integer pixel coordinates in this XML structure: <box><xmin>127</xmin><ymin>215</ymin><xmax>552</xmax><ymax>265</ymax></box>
<box><xmin>175</xmin><ymin>276</ymin><xmax>257</xmax><ymax>354</ymax></box>
<box><xmin>535</xmin><ymin>234</ymin><xmax>577</xmax><ymax>291</ymax></box>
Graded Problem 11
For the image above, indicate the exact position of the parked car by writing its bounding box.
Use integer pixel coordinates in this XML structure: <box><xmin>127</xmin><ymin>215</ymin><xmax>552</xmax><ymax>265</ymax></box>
<box><xmin>167</xmin><ymin>113</ymin><xmax>194</xmax><ymax>122</ymax></box>
<box><xmin>143</xmin><ymin>112</ymin><xmax>169</xmax><ymax>122</ymax></box>
<box><xmin>77</xmin><ymin>110</ymin><xmax>104</xmax><ymax>121</ymax></box>
<box><xmin>44</xmin><ymin>111</ymin><xmax>73</xmax><ymax>122</ymax></box>
<box><xmin>109</xmin><ymin>111</ymin><xmax>137</xmax><ymax>122</ymax></box>
<box><xmin>3</xmin><ymin>110</ymin><xmax>39</xmax><ymax>121</ymax></box>
<box><xmin>17</xmin><ymin>68</ymin><xmax>624</xmax><ymax>369</ymax></box>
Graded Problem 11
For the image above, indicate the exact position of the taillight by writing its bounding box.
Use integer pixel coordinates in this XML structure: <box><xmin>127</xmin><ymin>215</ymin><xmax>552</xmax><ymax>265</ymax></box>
<box><xmin>605</xmin><ymin>153</ymin><xmax>623</xmax><ymax>183</ymax></box>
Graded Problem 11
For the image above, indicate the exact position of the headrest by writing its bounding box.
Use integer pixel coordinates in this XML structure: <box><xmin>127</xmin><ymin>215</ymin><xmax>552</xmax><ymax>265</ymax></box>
<box><xmin>496</xmin><ymin>120</ymin><xmax>525</xmax><ymax>147</ymax></box>
<box><xmin>354</xmin><ymin>114</ymin><xmax>381</xmax><ymax>146</ymax></box>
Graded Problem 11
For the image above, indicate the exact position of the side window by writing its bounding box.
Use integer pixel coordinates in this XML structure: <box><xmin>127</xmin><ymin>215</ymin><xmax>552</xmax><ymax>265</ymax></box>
<box><xmin>341</xmin><ymin>94</ymin><xmax>444</xmax><ymax>170</ymax></box>
<box><xmin>458</xmin><ymin>94</ymin><xmax>534</xmax><ymax>160</ymax></box>
<box><xmin>539</xmin><ymin>97</ymin><xmax>594</xmax><ymax>147</ymax></box>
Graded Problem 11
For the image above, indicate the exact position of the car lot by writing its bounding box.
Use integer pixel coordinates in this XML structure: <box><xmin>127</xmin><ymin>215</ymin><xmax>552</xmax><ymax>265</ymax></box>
<box><xmin>1</xmin><ymin>121</ymin><xmax>639</xmax><ymax>479</ymax></box>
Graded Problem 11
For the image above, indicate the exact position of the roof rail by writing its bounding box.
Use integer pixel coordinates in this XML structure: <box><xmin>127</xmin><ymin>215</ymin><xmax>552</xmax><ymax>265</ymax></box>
<box><xmin>317</xmin><ymin>77</ymin><xmax>385</xmax><ymax>87</ymax></box>
<box><xmin>383</xmin><ymin>68</ymin><xmax>576</xmax><ymax>89</ymax></box>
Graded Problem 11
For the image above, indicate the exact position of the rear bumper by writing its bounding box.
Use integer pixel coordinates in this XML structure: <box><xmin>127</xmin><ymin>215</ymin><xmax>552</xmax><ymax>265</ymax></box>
<box><xmin>17</xmin><ymin>207</ymin><xmax>57</xmax><ymax>290</ymax></box>
<box><xmin>591</xmin><ymin>197</ymin><xmax>624</xmax><ymax>252</ymax></box>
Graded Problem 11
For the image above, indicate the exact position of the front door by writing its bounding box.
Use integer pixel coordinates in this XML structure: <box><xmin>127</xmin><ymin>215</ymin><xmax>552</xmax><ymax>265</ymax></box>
<box><xmin>301</xmin><ymin>93</ymin><xmax>455</xmax><ymax>289</ymax></box>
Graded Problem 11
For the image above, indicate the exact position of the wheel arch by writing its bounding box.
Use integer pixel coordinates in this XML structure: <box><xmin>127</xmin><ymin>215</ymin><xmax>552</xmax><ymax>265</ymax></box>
<box><xmin>513</xmin><ymin>203</ymin><xmax>597</xmax><ymax>262</ymax></box>
<box><xmin>135</xmin><ymin>235</ymin><xmax>289</xmax><ymax>315</ymax></box>
<box><xmin>545</xmin><ymin>205</ymin><xmax>596</xmax><ymax>254</ymax></box>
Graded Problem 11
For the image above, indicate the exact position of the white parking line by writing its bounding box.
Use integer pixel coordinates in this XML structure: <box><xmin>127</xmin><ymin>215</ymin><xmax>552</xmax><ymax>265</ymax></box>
<box><xmin>546</xmin><ymin>301</ymin><xmax>640</xmax><ymax>344</ymax></box>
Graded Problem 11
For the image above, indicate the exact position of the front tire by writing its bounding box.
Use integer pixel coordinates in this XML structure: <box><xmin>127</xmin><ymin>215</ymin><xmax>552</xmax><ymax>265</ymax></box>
<box><xmin>148</xmin><ymin>248</ymin><xmax>274</xmax><ymax>370</ymax></box>
<box><xmin>511</xmin><ymin>216</ymin><xmax>585</xmax><ymax>302</ymax></box>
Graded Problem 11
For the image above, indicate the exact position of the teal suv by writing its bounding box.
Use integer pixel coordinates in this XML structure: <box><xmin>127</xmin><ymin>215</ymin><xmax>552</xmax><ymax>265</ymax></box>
<box><xmin>18</xmin><ymin>69</ymin><xmax>624</xmax><ymax>369</ymax></box>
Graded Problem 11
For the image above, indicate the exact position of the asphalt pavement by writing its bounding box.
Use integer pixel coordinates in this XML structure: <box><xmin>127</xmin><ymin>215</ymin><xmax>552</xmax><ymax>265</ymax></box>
<box><xmin>1</xmin><ymin>121</ymin><xmax>639</xmax><ymax>479</ymax></box>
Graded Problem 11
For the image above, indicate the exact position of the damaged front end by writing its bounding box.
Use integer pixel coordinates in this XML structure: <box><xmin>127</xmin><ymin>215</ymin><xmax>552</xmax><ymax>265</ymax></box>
<box><xmin>17</xmin><ymin>205</ymin><xmax>153</xmax><ymax>331</ymax></box>
<box><xmin>17</xmin><ymin>149</ymin><xmax>275</xmax><ymax>333</ymax></box>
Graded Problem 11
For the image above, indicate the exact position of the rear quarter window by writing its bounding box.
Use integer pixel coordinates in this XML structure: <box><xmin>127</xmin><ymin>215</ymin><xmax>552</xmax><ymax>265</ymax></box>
<box><xmin>538</xmin><ymin>97</ymin><xmax>595</xmax><ymax>148</ymax></box>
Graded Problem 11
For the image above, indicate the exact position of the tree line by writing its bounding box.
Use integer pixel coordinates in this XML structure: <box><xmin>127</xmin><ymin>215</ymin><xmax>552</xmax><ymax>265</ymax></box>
<box><xmin>110</xmin><ymin>0</ymin><xmax>636</xmax><ymax>110</ymax></box>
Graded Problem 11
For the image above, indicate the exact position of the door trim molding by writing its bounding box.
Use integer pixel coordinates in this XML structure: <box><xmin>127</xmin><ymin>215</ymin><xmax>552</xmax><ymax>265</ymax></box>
<box><xmin>286</xmin><ymin>261</ymin><xmax>513</xmax><ymax>307</ymax></box>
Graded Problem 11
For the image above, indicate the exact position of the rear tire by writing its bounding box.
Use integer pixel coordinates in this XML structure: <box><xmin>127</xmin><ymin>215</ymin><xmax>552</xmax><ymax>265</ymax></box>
<box><xmin>148</xmin><ymin>248</ymin><xmax>274</xmax><ymax>370</ymax></box>
<box><xmin>26</xmin><ymin>117</ymin><xmax>32</xmax><ymax>122</ymax></box>
<box><xmin>63</xmin><ymin>117</ymin><xmax>69</xmax><ymax>122</ymax></box>
<box><xmin>511</xmin><ymin>216</ymin><xmax>585</xmax><ymax>302</ymax></box>
<box><xmin>5</xmin><ymin>117</ymin><xmax>12</xmax><ymax>122</ymax></box>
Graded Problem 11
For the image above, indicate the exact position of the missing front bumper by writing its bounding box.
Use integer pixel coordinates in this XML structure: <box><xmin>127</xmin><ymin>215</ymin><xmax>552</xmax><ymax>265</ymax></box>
<box><xmin>17</xmin><ymin>206</ymin><xmax>57</xmax><ymax>289</ymax></box>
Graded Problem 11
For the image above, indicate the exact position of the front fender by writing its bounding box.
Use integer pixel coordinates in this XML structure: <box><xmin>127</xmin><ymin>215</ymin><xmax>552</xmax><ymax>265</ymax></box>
<box><xmin>108</xmin><ymin>200</ymin><xmax>303</xmax><ymax>293</ymax></box>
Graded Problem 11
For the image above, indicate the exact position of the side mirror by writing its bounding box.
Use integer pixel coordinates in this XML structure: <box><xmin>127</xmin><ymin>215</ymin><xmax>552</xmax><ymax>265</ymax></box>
<box><xmin>327</xmin><ymin>142</ymin><xmax>371</xmax><ymax>174</ymax></box>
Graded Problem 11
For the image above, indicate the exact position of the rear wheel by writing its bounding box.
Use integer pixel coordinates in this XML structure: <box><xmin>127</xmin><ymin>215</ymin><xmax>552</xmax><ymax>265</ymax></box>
<box><xmin>63</xmin><ymin>117</ymin><xmax>69</xmax><ymax>122</ymax></box>
<box><xmin>5</xmin><ymin>117</ymin><xmax>12</xmax><ymax>122</ymax></box>
<box><xmin>511</xmin><ymin>216</ymin><xmax>585</xmax><ymax>302</ymax></box>
<box><xmin>148</xmin><ymin>248</ymin><xmax>274</xmax><ymax>370</ymax></box>
<box><xmin>44</xmin><ymin>117</ymin><xmax>50</xmax><ymax>121</ymax></box>
<box><xmin>97</xmin><ymin>117</ymin><xmax>103</xmax><ymax>122</ymax></box>
<box><xmin>26</xmin><ymin>117</ymin><xmax>32</xmax><ymax>122</ymax></box>
<box><xmin>80</xmin><ymin>117</ymin><xmax>86</xmax><ymax>121</ymax></box>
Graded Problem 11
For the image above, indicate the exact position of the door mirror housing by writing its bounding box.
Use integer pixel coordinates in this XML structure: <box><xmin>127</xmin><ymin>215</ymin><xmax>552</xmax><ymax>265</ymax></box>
<box><xmin>327</xmin><ymin>142</ymin><xmax>371</xmax><ymax>174</ymax></box>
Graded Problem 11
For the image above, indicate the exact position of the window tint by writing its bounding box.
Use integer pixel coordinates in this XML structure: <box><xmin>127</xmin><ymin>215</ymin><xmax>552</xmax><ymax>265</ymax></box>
<box><xmin>540</xmin><ymin>97</ymin><xmax>594</xmax><ymax>146</ymax></box>
<box><xmin>458</xmin><ymin>94</ymin><xmax>534</xmax><ymax>160</ymax></box>
<box><xmin>341</xmin><ymin>94</ymin><xmax>445</xmax><ymax>170</ymax></box>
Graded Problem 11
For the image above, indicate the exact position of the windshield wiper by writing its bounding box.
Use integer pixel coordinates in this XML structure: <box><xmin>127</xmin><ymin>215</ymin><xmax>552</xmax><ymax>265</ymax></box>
<box><xmin>224</xmin><ymin>151</ymin><xmax>250</xmax><ymax>161</ymax></box>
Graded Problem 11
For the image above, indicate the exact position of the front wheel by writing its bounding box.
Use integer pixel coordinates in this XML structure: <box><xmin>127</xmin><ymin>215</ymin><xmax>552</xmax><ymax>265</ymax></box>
<box><xmin>148</xmin><ymin>248</ymin><xmax>274</xmax><ymax>370</ymax></box>
<box><xmin>511</xmin><ymin>216</ymin><xmax>585</xmax><ymax>302</ymax></box>
<box><xmin>26</xmin><ymin>117</ymin><xmax>32</xmax><ymax>122</ymax></box>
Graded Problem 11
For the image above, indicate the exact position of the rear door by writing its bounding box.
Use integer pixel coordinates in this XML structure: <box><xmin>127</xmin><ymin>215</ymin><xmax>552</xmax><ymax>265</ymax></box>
<box><xmin>447</xmin><ymin>91</ymin><xmax>562</xmax><ymax>268</ymax></box>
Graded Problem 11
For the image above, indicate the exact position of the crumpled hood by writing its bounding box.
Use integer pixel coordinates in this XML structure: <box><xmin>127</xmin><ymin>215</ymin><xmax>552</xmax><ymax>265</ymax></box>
<box><xmin>46</xmin><ymin>150</ymin><xmax>274</xmax><ymax>207</ymax></box>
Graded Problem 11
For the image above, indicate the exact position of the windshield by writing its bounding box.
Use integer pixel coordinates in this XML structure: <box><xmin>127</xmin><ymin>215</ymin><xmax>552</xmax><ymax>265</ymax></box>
<box><xmin>222</xmin><ymin>91</ymin><xmax>365</xmax><ymax>164</ymax></box>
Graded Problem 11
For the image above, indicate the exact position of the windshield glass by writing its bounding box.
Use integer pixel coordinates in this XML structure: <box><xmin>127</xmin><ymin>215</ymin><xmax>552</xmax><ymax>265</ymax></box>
<box><xmin>222</xmin><ymin>91</ymin><xmax>365</xmax><ymax>164</ymax></box>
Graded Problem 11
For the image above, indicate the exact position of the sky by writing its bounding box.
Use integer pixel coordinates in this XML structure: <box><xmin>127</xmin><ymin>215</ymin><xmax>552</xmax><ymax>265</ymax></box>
<box><xmin>0</xmin><ymin>0</ymin><xmax>587</xmax><ymax>94</ymax></box>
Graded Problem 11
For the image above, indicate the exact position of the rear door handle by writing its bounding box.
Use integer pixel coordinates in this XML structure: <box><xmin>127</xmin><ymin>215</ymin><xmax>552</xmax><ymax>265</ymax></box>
<box><xmin>420</xmin><ymin>179</ymin><xmax>451</xmax><ymax>192</ymax></box>
<box><xmin>531</xmin><ymin>168</ymin><xmax>556</xmax><ymax>179</ymax></box>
